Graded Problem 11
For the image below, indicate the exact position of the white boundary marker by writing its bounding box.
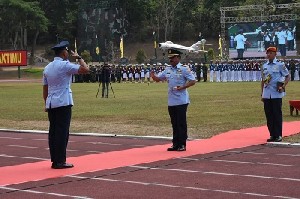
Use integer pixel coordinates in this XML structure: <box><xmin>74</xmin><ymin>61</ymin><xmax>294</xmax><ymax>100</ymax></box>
<box><xmin>0</xmin><ymin>128</ymin><xmax>175</xmax><ymax>140</ymax></box>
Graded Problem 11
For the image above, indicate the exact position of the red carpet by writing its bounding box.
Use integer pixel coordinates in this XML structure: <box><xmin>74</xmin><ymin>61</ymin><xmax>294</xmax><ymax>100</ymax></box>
<box><xmin>0</xmin><ymin>121</ymin><xmax>299</xmax><ymax>186</ymax></box>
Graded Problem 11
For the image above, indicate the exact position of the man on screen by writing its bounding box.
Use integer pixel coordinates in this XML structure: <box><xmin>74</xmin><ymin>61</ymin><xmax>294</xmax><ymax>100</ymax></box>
<box><xmin>276</xmin><ymin>26</ymin><xmax>288</xmax><ymax>57</ymax></box>
<box><xmin>234</xmin><ymin>29</ymin><xmax>247</xmax><ymax>59</ymax></box>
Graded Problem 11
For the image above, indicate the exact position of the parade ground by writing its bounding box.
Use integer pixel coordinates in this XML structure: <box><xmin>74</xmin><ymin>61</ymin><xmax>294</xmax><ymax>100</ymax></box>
<box><xmin>0</xmin><ymin>77</ymin><xmax>300</xmax><ymax>198</ymax></box>
<box><xmin>1</xmin><ymin>122</ymin><xmax>300</xmax><ymax>198</ymax></box>
<box><xmin>0</xmin><ymin>78</ymin><xmax>300</xmax><ymax>140</ymax></box>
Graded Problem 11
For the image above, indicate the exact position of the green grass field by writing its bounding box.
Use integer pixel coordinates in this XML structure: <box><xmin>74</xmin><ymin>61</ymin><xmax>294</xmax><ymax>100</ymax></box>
<box><xmin>0</xmin><ymin>75</ymin><xmax>299</xmax><ymax>142</ymax></box>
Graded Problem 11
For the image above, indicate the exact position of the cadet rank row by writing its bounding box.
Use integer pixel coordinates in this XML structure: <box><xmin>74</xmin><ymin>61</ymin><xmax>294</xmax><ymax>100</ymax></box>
<box><xmin>71</xmin><ymin>59</ymin><xmax>300</xmax><ymax>83</ymax></box>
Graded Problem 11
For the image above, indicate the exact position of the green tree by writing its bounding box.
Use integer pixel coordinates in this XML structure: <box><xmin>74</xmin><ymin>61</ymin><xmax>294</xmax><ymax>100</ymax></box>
<box><xmin>124</xmin><ymin>0</ymin><xmax>153</xmax><ymax>41</ymax></box>
<box><xmin>0</xmin><ymin>0</ymin><xmax>48</xmax><ymax>64</ymax></box>
<box><xmin>37</xmin><ymin>0</ymin><xmax>80</xmax><ymax>44</ymax></box>
<box><xmin>81</xmin><ymin>50</ymin><xmax>92</xmax><ymax>64</ymax></box>
<box><xmin>207</xmin><ymin>48</ymin><xmax>215</xmax><ymax>61</ymax></box>
<box><xmin>136</xmin><ymin>49</ymin><xmax>147</xmax><ymax>64</ymax></box>
<box><xmin>0</xmin><ymin>0</ymin><xmax>48</xmax><ymax>48</ymax></box>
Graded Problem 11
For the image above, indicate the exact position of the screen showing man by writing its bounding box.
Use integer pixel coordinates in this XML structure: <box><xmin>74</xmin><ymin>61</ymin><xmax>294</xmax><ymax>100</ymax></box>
<box><xmin>228</xmin><ymin>21</ymin><xmax>297</xmax><ymax>59</ymax></box>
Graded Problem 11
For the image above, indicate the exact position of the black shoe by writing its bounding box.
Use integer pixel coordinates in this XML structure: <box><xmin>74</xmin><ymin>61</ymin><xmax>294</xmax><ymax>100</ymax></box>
<box><xmin>167</xmin><ymin>145</ymin><xmax>178</xmax><ymax>151</ymax></box>
<box><xmin>51</xmin><ymin>162</ymin><xmax>74</xmax><ymax>169</ymax></box>
<box><xmin>273</xmin><ymin>136</ymin><xmax>282</xmax><ymax>142</ymax></box>
<box><xmin>177</xmin><ymin>145</ymin><xmax>186</xmax><ymax>151</ymax></box>
<box><xmin>267</xmin><ymin>136</ymin><xmax>282</xmax><ymax>142</ymax></box>
<box><xmin>267</xmin><ymin>136</ymin><xmax>275</xmax><ymax>142</ymax></box>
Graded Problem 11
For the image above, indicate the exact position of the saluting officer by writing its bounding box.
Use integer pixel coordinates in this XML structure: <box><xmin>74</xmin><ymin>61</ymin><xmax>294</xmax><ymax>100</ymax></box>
<box><xmin>43</xmin><ymin>41</ymin><xmax>89</xmax><ymax>169</ymax></box>
<box><xmin>150</xmin><ymin>49</ymin><xmax>196</xmax><ymax>151</ymax></box>
<box><xmin>261</xmin><ymin>47</ymin><xmax>290</xmax><ymax>142</ymax></box>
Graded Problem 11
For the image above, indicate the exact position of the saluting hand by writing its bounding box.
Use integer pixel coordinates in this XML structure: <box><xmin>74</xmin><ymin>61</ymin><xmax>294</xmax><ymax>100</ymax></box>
<box><xmin>70</xmin><ymin>50</ymin><xmax>80</xmax><ymax>58</ymax></box>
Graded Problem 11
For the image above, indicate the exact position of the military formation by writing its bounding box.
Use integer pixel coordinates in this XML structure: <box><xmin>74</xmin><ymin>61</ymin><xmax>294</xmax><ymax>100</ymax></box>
<box><xmin>72</xmin><ymin>62</ymin><xmax>208</xmax><ymax>83</ymax></box>
<box><xmin>209</xmin><ymin>59</ymin><xmax>300</xmax><ymax>82</ymax></box>
<box><xmin>209</xmin><ymin>60</ymin><xmax>262</xmax><ymax>82</ymax></box>
<box><xmin>72</xmin><ymin>59</ymin><xmax>300</xmax><ymax>84</ymax></box>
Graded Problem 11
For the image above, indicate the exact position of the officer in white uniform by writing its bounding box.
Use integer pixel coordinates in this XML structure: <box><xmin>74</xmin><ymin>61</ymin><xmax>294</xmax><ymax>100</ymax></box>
<box><xmin>151</xmin><ymin>49</ymin><xmax>196</xmax><ymax>151</ymax></box>
<box><xmin>43</xmin><ymin>41</ymin><xmax>89</xmax><ymax>169</ymax></box>
<box><xmin>277</xmin><ymin>27</ymin><xmax>288</xmax><ymax>57</ymax></box>
<box><xmin>261</xmin><ymin>47</ymin><xmax>290</xmax><ymax>142</ymax></box>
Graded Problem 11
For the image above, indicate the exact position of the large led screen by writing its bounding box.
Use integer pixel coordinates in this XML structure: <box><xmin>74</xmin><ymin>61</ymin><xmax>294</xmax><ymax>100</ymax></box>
<box><xmin>228</xmin><ymin>21</ymin><xmax>297</xmax><ymax>59</ymax></box>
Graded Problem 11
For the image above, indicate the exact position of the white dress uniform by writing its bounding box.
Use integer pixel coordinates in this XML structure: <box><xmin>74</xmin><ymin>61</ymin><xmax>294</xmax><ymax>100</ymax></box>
<box><xmin>294</xmin><ymin>66</ymin><xmax>299</xmax><ymax>81</ymax></box>
<box><xmin>209</xmin><ymin>64</ymin><xmax>214</xmax><ymax>82</ymax></box>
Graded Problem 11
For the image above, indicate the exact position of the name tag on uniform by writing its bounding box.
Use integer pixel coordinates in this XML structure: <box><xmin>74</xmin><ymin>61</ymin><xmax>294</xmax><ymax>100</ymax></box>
<box><xmin>176</xmin><ymin>69</ymin><xmax>182</xmax><ymax>75</ymax></box>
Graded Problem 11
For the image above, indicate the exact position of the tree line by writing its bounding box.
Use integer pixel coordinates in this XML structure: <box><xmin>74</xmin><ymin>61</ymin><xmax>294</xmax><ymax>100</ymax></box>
<box><xmin>0</xmin><ymin>0</ymin><xmax>298</xmax><ymax>63</ymax></box>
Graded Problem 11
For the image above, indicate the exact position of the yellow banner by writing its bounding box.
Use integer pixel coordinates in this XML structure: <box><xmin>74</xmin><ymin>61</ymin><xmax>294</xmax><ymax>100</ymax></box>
<box><xmin>219</xmin><ymin>36</ymin><xmax>222</xmax><ymax>58</ymax></box>
<box><xmin>120</xmin><ymin>37</ymin><xmax>124</xmax><ymax>58</ymax></box>
<box><xmin>95</xmin><ymin>47</ymin><xmax>100</xmax><ymax>55</ymax></box>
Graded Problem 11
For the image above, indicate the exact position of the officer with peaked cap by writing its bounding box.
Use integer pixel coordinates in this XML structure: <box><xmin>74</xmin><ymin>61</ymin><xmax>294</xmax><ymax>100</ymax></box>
<box><xmin>151</xmin><ymin>49</ymin><xmax>196</xmax><ymax>151</ymax></box>
<box><xmin>43</xmin><ymin>40</ymin><xmax>89</xmax><ymax>169</ymax></box>
<box><xmin>261</xmin><ymin>47</ymin><xmax>290</xmax><ymax>142</ymax></box>
<box><xmin>51</xmin><ymin>40</ymin><xmax>70</xmax><ymax>50</ymax></box>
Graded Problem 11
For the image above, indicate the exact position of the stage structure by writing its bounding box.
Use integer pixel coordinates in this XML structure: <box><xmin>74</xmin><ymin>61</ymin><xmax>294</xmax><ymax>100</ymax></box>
<box><xmin>220</xmin><ymin>3</ymin><xmax>300</xmax><ymax>60</ymax></box>
<box><xmin>77</xmin><ymin>0</ymin><xmax>128</xmax><ymax>63</ymax></box>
